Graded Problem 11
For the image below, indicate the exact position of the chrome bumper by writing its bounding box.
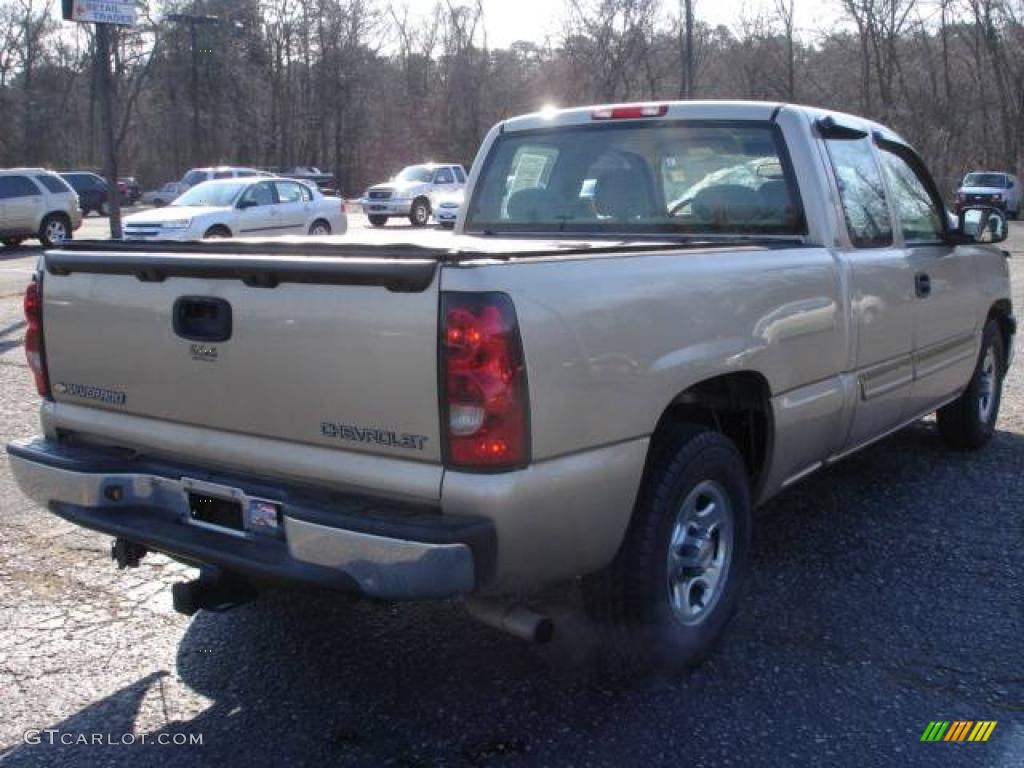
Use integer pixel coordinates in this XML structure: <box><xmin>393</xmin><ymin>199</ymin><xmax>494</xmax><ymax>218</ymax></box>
<box><xmin>359</xmin><ymin>199</ymin><xmax>412</xmax><ymax>215</ymax></box>
<box><xmin>7</xmin><ymin>437</ymin><xmax>486</xmax><ymax>600</ymax></box>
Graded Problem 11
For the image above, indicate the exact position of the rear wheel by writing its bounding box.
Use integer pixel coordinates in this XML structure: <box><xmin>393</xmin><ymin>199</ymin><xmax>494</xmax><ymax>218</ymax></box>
<box><xmin>936</xmin><ymin>319</ymin><xmax>1005</xmax><ymax>450</ymax></box>
<box><xmin>203</xmin><ymin>225</ymin><xmax>231</xmax><ymax>239</ymax></box>
<box><xmin>308</xmin><ymin>219</ymin><xmax>331</xmax><ymax>236</ymax></box>
<box><xmin>584</xmin><ymin>426</ymin><xmax>752</xmax><ymax>670</ymax></box>
<box><xmin>1</xmin><ymin>237</ymin><xmax>26</xmax><ymax>248</ymax></box>
<box><xmin>39</xmin><ymin>214</ymin><xmax>71</xmax><ymax>247</ymax></box>
<box><xmin>409</xmin><ymin>198</ymin><xmax>430</xmax><ymax>227</ymax></box>
<box><xmin>368</xmin><ymin>214</ymin><xmax>388</xmax><ymax>227</ymax></box>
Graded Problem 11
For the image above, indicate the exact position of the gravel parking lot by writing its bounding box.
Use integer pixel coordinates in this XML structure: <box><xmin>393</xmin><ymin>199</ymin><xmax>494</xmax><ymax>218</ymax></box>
<box><xmin>0</xmin><ymin>225</ymin><xmax>1021</xmax><ymax>767</ymax></box>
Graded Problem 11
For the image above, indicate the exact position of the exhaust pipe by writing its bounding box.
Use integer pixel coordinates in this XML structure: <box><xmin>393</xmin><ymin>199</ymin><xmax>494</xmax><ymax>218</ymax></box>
<box><xmin>466</xmin><ymin>598</ymin><xmax>555</xmax><ymax>644</ymax></box>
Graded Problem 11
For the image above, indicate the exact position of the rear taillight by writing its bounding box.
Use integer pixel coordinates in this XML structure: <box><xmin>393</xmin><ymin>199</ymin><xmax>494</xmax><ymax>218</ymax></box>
<box><xmin>441</xmin><ymin>292</ymin><xmax>529</xmax><ymax>470</ymax></box>
<box><xmin>591</xmin><ymin>103</ymin><xmax>668</xmax><ymax>120</ymax></box>
<box><xmin>24</xmin><ymin>276</ymin><xmax>51</xmax><ymax>399</ymax></box>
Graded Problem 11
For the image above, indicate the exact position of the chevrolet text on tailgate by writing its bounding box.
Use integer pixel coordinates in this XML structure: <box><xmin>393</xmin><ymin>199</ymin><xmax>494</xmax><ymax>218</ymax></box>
<box><xmin>9</xmin><ymin>102</ymin><xmax>1015</xmax><ymax>669</ymax></box>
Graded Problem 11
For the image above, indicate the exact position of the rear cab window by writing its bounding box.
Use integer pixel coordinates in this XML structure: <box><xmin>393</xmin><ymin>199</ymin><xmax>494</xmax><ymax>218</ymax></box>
<box><xmin>464</xmin><ymin>120</ymin><xmax>805</xmax><ymax>237</ymax></box>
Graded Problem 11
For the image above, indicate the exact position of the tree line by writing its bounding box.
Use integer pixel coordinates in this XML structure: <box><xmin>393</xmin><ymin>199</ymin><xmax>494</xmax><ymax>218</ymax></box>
<box><xmin>1</xmin><ymin>0</ymin><xmax>1022</xmax><ymax>197</ymax></box>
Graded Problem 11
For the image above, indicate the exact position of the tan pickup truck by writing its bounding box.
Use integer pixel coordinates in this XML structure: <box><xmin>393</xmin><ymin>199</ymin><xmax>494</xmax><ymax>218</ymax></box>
<box><xmin>8</xmin><ymin>102</ymin><xmax>1015</xmax><ymax>668</ymax></box>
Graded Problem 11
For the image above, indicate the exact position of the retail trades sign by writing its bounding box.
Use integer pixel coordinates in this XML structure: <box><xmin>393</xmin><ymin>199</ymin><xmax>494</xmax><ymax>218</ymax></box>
<box><xmin>61</xmin><ymin>0</ymin><xmax>137</xmax><ymax>26</ymax></box>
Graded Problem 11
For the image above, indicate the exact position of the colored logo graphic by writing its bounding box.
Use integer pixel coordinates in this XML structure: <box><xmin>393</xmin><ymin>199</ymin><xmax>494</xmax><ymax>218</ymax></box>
<box><xmin>921</xmin><ymin>721</ymin><xmax>997</xmax><ymax>742</ymax></box>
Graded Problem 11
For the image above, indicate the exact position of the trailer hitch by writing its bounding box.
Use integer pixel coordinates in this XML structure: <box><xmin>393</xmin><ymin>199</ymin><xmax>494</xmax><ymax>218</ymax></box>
<box><xmin>111</xmin><ymin>538</ymin><xmax>147</xmax><ymax>569</ymax></box>
<box><xmin>171</xmin><ymin>566</ymin><xmax>256</xmax><ymax>616</ymax></box>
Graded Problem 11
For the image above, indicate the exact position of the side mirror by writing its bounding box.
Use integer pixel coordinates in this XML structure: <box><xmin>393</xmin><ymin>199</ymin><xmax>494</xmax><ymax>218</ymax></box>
<box><xmin>958</xmin><ymin>206</ymin><xmax>1008</xmax><ymax>244</ymax></box>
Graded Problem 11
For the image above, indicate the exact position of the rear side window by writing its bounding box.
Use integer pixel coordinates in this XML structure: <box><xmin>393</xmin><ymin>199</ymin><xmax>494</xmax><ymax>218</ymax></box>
<box><xmin>0</xmin><ymin>175</ymin><xmax>41</xmax><ymax>198</ymax></box>
<box><xmin>825</xmin><ymin>139</ymin><xmax>893</xmax><ymax>248</ymax></box>
<box><xmin>183</xmin><ymin>170</ymin><xmax>206</xmax><ymax>186</ymax></box>
<box><xmin>213</xmin><ymin>170</ymin><xmax>233</xmax><ymax>180</ymax></box>
<box><xmin>274</xmin><ymin>181</ymin><xmax>304</xmax><ymax>203</ymax></box>
<box><xmin>36</xmin><ymin>174</ymin><xmax>71</xmax><ymax>194</ymax></box>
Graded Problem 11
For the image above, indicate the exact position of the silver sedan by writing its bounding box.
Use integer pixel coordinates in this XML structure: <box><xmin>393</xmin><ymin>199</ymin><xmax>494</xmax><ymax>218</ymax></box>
<box><xmin>123</xmin><ymin>178</ymin><xmax>347</xmax><ymax>241</ymax></box>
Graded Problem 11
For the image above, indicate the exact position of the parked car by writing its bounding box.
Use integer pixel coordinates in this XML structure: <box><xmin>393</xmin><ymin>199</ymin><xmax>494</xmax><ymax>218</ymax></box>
<box><xmin>144</xmin><ymin>181</ymin><xmax>188</xmax><ymax>207</ymax></box>
<box><xmin>180</xmin><ymin>166</ymin><xmax>274</xmax><ymax>190</ymax></box>
<box><xmin>431</xmin><ymin>188</ymin><xmax>464</xmax><ymax>229</ymax></box>
<box><xmin>0</xmin><ymin>168</ymin><xmax>82</xmax><ymax>247</ymax></box>
<box><xmin>956</xmin><ymin>171</ymin><xmax>1021</xmax><ymax>219</ymax></box>
<box><xmin>7</xmin><ymin>102</ymin><xmax>1015</xmax><ymax>671</ymax></box>
<box><xmin>59</xmin><ymin>171</ymin><xmax>114</xmax><ymax>217</ymax></box>
<box><xmin>122</xmin><ymin>177</ymin><xmax>346</xmax><ymax>240</ymax></box>
<box><xmin>360</xmin><ymin>163</ymin><xmax>466</xmax><ymax>227</ymax></box>
<box><xmin>118</xmin><ymin>177</ymin><xmax>141</xmax><ymax>205</ymax></box>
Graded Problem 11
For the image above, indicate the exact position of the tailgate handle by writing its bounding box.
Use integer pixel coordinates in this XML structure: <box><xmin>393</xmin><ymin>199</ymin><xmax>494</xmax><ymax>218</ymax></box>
<box><xmin>173</xmin><ymin>297</ymin><xmax>232</xmax><ymax>342</ymax></box>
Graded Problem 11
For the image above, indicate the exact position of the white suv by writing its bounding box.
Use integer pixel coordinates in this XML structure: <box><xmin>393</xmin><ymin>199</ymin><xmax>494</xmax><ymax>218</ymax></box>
<box><xmin>0</xmin><ymin>169</ymin><xmax>83</xmax><ymax>247</ymax></box>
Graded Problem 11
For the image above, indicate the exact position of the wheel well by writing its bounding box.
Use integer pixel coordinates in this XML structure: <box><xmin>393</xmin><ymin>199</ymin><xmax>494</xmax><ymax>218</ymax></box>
<box><xmin>989</xmin><ymin>300</ymin><xmax>1014</xmax><ymax>370</ymax></box>
<box><xmin>204</xmin><ymin>224</ymin><xmax>231</xmax><ymax>237</ymax></box>
<box><xmin>311</xmin><ymin>217</ymin><xmax>330</xmax><ymax>228</ymax></box>
<box><xmin>650</xmin><ymin>372</ymin><xmax>773</xmax><ymax>492</ymax></box>
<box><xmin>413</xmin><ymin>196</ymin><xmax>431</xmax><ymax>211</ymax></box>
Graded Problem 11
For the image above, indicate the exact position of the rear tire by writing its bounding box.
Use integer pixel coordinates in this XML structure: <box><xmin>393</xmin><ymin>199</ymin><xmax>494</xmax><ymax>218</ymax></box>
<box><xmin>583</xmin><ymin>426</ymin><xmax>752</xmax><ymax>671</ymax></box>
<box><xmin>936</xmin><ymin>319</ymin><xmax>1004</xmax><ymax>450</ymax></box>
<box><xmin>409</xmin><ymin>198</ymin><xmax>430</xmax><ymax>227</ymax></box>
<box><xmin>308</xmin><ymin>219</ymin><xmax>331</xmax><ymax>236</ymax></box>
<box><xmin>368</xmin><ymin>214</ymin><xmax>388</xmax><ymax>227</ymax></box>
<box><xmin>38</xmin><ymin>214</ymin><xmax>71</xmax><ymax>247</ymax></box>
<box><xmin>1</xmin><ymin>237</ymin><xmax>26</xmax><ymax>248</ymax></box>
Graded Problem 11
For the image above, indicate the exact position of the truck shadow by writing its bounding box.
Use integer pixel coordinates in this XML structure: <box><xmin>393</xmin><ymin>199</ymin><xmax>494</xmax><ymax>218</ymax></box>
<box><xmin>3</xmin><ymin>421</ymin><xmax>1022</xmax><ymax>766</ymax></box>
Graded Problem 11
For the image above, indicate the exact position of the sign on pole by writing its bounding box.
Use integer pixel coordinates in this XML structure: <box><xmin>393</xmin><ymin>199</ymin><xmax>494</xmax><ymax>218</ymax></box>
<box><xmin>61</xmin><ymin>0</ymin><xmax>137</xmax><ymax>26</ymax></box>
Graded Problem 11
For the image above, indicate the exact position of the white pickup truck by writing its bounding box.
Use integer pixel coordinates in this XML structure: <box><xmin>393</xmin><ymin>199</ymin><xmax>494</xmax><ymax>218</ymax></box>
<box><xmin>359</xmin><ymin>163</ymin><xmax>467</xmax><ymax>227</ymax></box>
<box><xmin>8</xmin><ymin>102</ymin><xmax>1014</xmax><ymax>668</ymax></box>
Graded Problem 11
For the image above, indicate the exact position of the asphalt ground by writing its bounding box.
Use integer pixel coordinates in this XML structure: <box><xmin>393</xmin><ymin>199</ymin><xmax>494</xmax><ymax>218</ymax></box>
<box><xmin>0</xmin><ymin>220</ymin><xmax>1021</xmax><ymax>767</ymax></box>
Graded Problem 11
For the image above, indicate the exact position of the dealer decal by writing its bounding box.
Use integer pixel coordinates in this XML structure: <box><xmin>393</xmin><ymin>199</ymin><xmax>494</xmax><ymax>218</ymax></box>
<box><xmin>920</xmin><ymin>721</ymin><xmax>997</xmax><ymax>742</ymax></box>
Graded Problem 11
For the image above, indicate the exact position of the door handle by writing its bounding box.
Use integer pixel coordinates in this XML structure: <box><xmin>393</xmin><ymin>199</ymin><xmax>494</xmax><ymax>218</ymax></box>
<box><xmin>915</xmin><ymin>272</ymin><xmax>931</xmax><ymax>298</ymax></box>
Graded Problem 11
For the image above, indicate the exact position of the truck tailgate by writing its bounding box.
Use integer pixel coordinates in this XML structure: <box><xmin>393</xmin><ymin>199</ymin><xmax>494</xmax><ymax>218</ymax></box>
<box><xmin>40</xmin><ymin>248</ymin><xmax>444</xmax><ymax>471</ymax></box>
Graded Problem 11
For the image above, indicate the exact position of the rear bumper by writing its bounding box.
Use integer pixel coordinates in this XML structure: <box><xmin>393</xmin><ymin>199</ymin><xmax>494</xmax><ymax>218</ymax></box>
<box><xmin>6</xmin><ymin>437</ymin><xmax>492</xmax><ymax>600</ymax></box>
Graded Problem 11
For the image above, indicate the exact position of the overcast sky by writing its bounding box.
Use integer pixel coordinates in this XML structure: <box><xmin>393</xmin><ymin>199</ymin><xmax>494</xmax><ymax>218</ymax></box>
<box><xmin>447</xmin><ymin>0</ymin><xmax>847</xmax><ymax>49</ymax></box>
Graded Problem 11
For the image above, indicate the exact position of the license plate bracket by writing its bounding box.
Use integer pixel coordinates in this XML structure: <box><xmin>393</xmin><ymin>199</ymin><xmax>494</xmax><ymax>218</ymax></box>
<box><xmin>188</xmin><ymin>492</ymin><xmax>244</xmax><ymax>532</ymax></box>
